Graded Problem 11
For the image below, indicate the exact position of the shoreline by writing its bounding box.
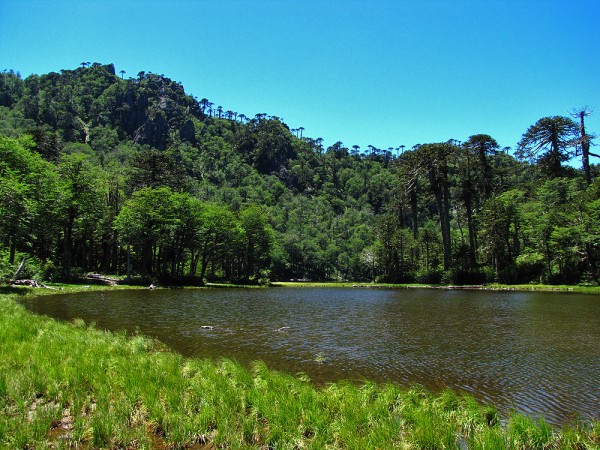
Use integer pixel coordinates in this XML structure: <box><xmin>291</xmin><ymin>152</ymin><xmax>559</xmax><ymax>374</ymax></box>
<box><xmin>270</xmin><ymin>281</ymin><xmax>600</xmax><ymax>294</ymax></box>
<box><xmin>8</xmin><ymin>277</ymin><xmax>600</xmax><ymax>295</ymax></box>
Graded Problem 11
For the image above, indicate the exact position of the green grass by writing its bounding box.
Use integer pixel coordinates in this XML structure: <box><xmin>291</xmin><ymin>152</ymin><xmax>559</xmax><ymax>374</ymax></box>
<box><xmin>1</xmin><ymin>286</ymin><xmax>599</xmax><ymax>448</ymax></box>
<box><xmin>481</xmin><ymin>283</ymin><xmax>600</xmax><ymax>294</ymax></box>
<box><xmin>271</xmin><ymin>281</ymin><xmax>432</xmax><ymax>289</ymax></box>
<box><xmin>272</xmin><ymin>281</ymin><xmax>600</xmax><ymax>294</ymax></box>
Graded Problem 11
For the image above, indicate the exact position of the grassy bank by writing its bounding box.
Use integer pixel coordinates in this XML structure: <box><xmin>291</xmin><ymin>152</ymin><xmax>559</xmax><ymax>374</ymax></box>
<box><xmin>1</xmin><ymin>287</ymin><xmax>599</xmax><ymax>449</ymax></box>
<box><xmin>272</xmin><ymin>281</ymin><xmax>600</xmax><ymax>294</ymax></box>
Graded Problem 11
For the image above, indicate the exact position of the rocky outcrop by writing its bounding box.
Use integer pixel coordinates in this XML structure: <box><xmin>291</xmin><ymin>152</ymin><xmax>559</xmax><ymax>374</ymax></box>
<box><xmin>179</xmin><ymin>119</ymin><xmax>195</xmax><ymax>143</ymax></box>
<box><xmin>119</xmin><ymin>88</ymin><xmax>149</xmax><ymax>135</ymax></box>
<box><xmin>133</xmin><ymin>113</ymin><xmax>168</xmax><ymax>150</ymax></box>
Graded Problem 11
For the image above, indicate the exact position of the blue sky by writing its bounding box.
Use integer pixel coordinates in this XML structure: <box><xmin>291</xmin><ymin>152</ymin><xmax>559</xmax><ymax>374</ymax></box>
<box><xmin>1</xmin><ymin>0</ymin><xmax>599</xmax><ymax>158</ymax></box>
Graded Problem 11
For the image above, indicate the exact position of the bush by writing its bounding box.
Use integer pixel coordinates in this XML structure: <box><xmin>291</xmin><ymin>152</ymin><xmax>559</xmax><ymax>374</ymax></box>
<box><xmin>447</xmin><ymin>270</ymin><xmax>488</xmax><ymax>285</ymax></box>
<box><xmin>258</xmin><ymin>269</ymin><xmax>272</xmax><ymax>286</ymax></box>
<box><xmin>0</xmin><ymin>250</ymin><xmax>44</xmax><ymax>282</ymax></box>
<box><xmin>515</xmin><ymin>252</ymin><xmax>545</xmax><ymax>283</ymax></box>
<box><xmin>40</xmin><ymin>260</ymin><xmax>61</xmax><ymax>281</ymax></box>
<box><xmin>0</xmin><ymin>247</ymin><xmax>11</xmax><ymax>283</ymax></box>
<box><xmin>416</xmin><ymin>269</ymin><xmax>443</xmax><ymax>284</ymax></box>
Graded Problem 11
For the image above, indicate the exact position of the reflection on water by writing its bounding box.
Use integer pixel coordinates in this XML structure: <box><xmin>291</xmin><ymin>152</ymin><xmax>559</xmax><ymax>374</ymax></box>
<box><xmin>19</xmin><ymin>287</ymin><xmax>600</xmax><ymax>425</ymax></box>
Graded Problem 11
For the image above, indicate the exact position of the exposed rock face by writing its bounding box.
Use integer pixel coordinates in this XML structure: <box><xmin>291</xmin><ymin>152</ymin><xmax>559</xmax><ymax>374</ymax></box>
<box><xmin>119</xmin><ymin>89</ymin><xmax>149</xmax><ymax>135</ymax></box>
<box><xmin>118</xmin><ymin>79</ymin><xmax>193</xmax><ymax>149</ymax></box>
<box><xmin>180</xmin><ymin>119</ymin><xmax>195</xmax><ymax>144</ymax></box>
<box><xmin>134</xmin><ymin>114</ymin><xmax>168</xmax><ymax>150</ymax></box>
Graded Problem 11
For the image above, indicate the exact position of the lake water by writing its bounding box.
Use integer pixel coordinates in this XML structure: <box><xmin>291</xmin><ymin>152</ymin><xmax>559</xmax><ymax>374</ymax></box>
<box><xmin>19</xmin><ymin>287</ymin><xmax>600</xmax><ymax>425</ymax></box>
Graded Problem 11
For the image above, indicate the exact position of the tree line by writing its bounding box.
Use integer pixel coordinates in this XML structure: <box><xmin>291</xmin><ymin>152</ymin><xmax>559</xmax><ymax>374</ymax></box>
<box><xmin>0</xmin><ymin>64</ymin><xmax>598</xmax><ymax>285</ymax></box>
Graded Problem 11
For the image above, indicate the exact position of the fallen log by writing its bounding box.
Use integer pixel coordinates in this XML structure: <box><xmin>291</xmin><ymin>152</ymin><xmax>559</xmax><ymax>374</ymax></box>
<box><xmin>85</xmin><ymin>273</ymin><xmax>118</xmax><ymax>286</ymax></box>
<box><xmin>10</xmin><ymin>279</ymin><xmax>39</xmax><ymax>287</ymax></box>
<box><xmin>8</xmin><ymin>279</ymin><xmax>59</xmax><ymax>289</ymax></box>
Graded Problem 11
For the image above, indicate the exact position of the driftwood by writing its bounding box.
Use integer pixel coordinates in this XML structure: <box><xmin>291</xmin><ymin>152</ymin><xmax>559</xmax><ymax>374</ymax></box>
<box><xmin>85</xmin><ymin>273</ymin><xmax>119</xmax><ymax>286</ymax></box>
<box><xmin>8</xmin><ymin>258</ymin><xmax>57</xmax><ymax>289</ymax></box>
<box><xmin>9</xmin><ymin>279</ymin><xmax>58</xmax><ymax>289</ymax></box>
<box><xmin>10</xmin><ymin>279</ymin><xmax>39</xmax><ymax>287</ymax></box>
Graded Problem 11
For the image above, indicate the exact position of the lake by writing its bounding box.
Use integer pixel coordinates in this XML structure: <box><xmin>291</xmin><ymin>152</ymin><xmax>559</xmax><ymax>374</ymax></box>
<box><xmin>19</xmin><ymin>287</ymin><xmax>600</xmax><ymax>426</ymax></box>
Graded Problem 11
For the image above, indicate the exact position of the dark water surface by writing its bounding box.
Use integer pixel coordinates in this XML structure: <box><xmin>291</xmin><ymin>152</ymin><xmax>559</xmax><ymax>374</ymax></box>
<box><xmin>19</xmin><ymin>287</ymin><xmax>600</xmax><ymax>425</ymax></box>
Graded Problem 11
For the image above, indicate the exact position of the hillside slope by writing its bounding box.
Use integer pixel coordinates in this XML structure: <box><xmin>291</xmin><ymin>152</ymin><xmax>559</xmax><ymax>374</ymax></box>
<box><xmin>0</xmin><ymin>64</ymin><xmax>598</xmax><ymax>285</ymax></box>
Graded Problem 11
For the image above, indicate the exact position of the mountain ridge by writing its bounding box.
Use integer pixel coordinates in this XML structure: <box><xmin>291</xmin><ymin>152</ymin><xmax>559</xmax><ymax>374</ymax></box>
<box><xmin>0</xmin><ymin>63</ymin><xmax>598</xmax><ymax>285</ymax></box>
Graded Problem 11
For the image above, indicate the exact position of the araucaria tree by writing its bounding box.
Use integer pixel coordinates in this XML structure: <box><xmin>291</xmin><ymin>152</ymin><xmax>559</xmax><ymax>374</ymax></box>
<box><xmin>516</xmin><ymin>116</ymin><xmax>579</xmax><ymax>178</ymax></box>
<box><xmin>416</xmin><ymin>143</ymin><xmax>456</xmax><ymax>271</ymax></box>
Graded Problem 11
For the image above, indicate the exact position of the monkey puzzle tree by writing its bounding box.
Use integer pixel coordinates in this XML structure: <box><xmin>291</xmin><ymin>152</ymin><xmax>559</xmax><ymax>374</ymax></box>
<box><xmin>516</xmin><ymin>116</ymin><xmax>579</xmax><ymax>178</ymax></box>
<box><xmin>465</xmin><ymin>134</ymin><xmax>499</xmax><ymax>200</ymax></box>
<box><xmin>411</xmin><ymin>142</ymin><xmax>457</xmax><ymax>271</ymax></box>
<box><xmin>397</xmin><ymin>148</ymin><xmax>424</xmax><ymax>239</ymax></box>
<box><xmin>456</xmin><ymin>134</ymin><xmax>499</xmax><ymax>267</ymax></box>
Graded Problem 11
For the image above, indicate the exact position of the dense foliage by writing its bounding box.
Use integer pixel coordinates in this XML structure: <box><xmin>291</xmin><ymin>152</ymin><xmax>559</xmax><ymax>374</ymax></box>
<box><xmin>0</xmin><ymin>64</ymin><xmax>598</xmax><ymax>285</ymax></box>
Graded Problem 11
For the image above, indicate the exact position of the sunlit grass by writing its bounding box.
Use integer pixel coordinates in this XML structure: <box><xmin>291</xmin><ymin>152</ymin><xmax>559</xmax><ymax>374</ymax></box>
<box><xmin>1</xmin><ymin>287</ymin><xmax>599</xmax><ymax>448</ymax></box>
<box><xmin>273</xmin><ymin>281</ymin><xmax>600</xmax><ymax>294</ymax></box>
<box><xmin>482</xmin><ymin>283</ymin><xmax>600</xmax><ymax>294</ymax></box>
<box><xmin>272</xmin><ymin>281</ymin><xmax>432</xmax><ymax>289</ymax></box>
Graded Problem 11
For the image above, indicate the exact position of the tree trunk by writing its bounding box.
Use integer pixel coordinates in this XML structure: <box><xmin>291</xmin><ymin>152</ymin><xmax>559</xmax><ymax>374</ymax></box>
<box><xmin>545</xmin><ymin>238</ymin><xmax>552</xmax><ymax>281</ymax></box>
<box><xmin>578</xmin><ymin>112</ymin><xmax>592</xmax><ymax>184</ymax></box>
<box><xmin>478</xmin><ymin>147</ymin><xmax>492</xmax><ymax>200</ymax></box>
<box><xmin>464</xmin><ymin>193</ymin><xmax>477</xmax><ymax>268</ymax></box>
<box><xmin>13</xmin><ymin>257</ymin><xmax>26</xmax><ymax>280</ymax></box>
<box><xmin>9</xmin><ymin>238</ymin><xmax>16</xmax><ymax>265</ymax></box>
<box><xmin>190</xmin><ymin>250</ymin><xmax>200</xmax><ymax>277</ymax></box>
<box><xmin>410</xmin><ymin>188</ymin><xmax>418</xmax><ymax>238</ymax></box>
<box><xmin>64</xmin><ymin>220</ymin><xmax>74</xmax><ymax>278</ymax></box>
<box><xmin>199</xmin><ymin>241</ymin><xmax>210</xmax><ymax>281</ymax></box>
<box><xmin>432</xmin><ymin>178</ymin><xmax>452</xmax><ymax>272</ymax></box>
<box><xmin>585</xmin><ymin>242</ymin><xmax>597</xmax><ymax>279</ymax></box>
<box><xmin>550</xmin><ymin>137</ymin><xmax>562</xmax><ymax>176</ymax></box>
<box><xmin>441</xmin><ymin>183</ymin><xmax>452</xmax><ymax>271</ymax></box>
<box><xmin>127</xmin><ymin>244</ymin><xmax>131</xmax><ymax>280</ymax></box>
<box><xmin>141</xmin><ymin>240</ymin><xmax>152</xmax><ymax>276</ymax></box>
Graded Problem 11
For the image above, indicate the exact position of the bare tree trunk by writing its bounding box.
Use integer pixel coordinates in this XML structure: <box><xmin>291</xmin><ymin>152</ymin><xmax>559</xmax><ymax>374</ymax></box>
<box><xmin>573</xmin><ymin>109</ymin><xmax>593</xmax><ymax>184</ymax></box>
<box><xmin>9</xmin><ymin>238</ymin><xmax>16</xmax><ymax>265</ymax></box>
<box><xmin>13</xmin><ymin>257</ymin><xmax>26</xmax><ymax>280</ymax></box>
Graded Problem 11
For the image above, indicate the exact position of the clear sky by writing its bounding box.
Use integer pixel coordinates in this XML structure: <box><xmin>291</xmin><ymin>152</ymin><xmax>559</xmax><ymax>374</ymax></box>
<box><xmin>1</xmin><ymin>0</ymin><xmax>599</xmax><ymax>158</ymax></box>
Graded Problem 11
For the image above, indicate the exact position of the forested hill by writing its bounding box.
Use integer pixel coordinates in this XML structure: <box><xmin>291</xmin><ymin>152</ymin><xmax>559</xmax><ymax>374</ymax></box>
<box><xmin>0</xmin><ymin>63</ymin><xmax>598</xmax><ymax>285</ymax></box>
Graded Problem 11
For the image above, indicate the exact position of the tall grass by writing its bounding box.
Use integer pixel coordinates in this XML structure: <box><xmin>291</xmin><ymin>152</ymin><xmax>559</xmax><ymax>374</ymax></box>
<box><xmin>1</xmin><ymin>287</ymin><xmax>598</xmax><ymax>448</ymax></box>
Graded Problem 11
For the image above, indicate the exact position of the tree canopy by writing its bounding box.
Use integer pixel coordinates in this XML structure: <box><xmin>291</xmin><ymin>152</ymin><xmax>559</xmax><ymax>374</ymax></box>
<box><xmin>0</xmin><ymin>64</ymin><xmax>598</xmax><ymax>285</ymax></box>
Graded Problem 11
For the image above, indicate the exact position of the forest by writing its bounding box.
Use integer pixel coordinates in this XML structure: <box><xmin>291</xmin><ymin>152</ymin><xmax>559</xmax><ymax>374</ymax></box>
<box><xmin>0</xmin><ymin>63</ymin><xmax>598</xmax><ymax>285</ymax></box>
